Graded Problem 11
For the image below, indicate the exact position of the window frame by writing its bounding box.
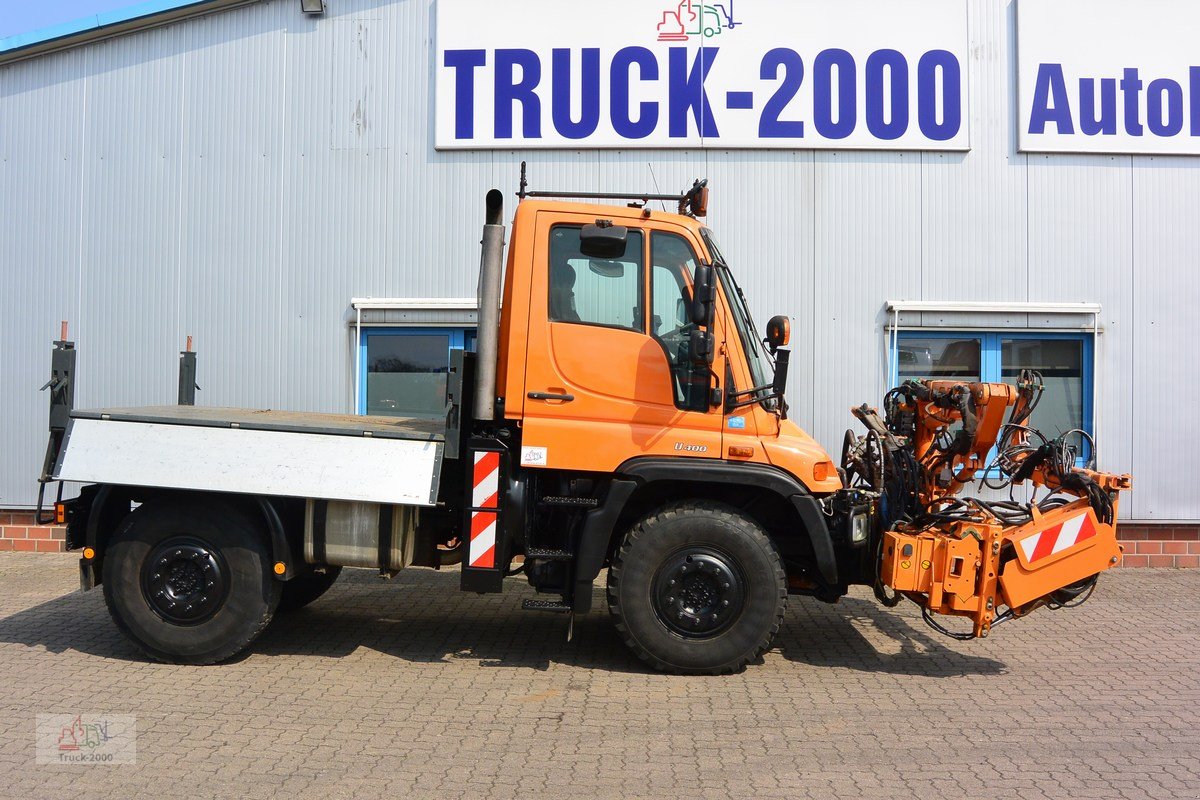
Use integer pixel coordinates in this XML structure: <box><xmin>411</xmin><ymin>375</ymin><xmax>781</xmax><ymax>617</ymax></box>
<box><xmin>357</xmin><ymin>326</ymin><xmax>475</xmax><ymax>416</ymax></box>
<box><xmin>892</xmin><ymin>329</ymin><xmax>1094</xmax><ymax>465</ymax></box>
<box><xmin>648</xmin><ymin>230</ymin><xmax>708</xmax><ymax>413</ymax></box>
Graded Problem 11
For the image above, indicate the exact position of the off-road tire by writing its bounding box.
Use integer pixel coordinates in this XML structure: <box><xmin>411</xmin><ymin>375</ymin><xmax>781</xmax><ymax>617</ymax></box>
<box><xmin>277</xmin><ymin>566</ymin><xmax>342</xmax><ymax>613</ymax></box>
<box><xmin>607</xmin><ymin>501</ymin><xmax>787</xmax><ymax>674</ymax></box>
<box><xmin>102</xmin><ymin>499</ymin><xmax>281</xmax><ymax>665</ymax></box>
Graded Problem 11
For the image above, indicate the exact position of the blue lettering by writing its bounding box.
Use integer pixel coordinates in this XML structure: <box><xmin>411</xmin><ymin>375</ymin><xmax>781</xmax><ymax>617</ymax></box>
<box><xmin>1147</xmin><ymin>78</ymin><xmax>1184</xmax><ymax>136</ymax></box>
<box><xmin>668</xmin><ymin>47</ymin><xmax>719</xmax><ymax>138</ymax></box>
<box><xmin>1120</xmin><ymin>68</ymin><xmax>1143</xmax><ymax>136</ymax></box>
<box><xmin>814</xmin><ymin>49</ymin><xmax>856</xmax><ymax>140</ymax></box>
<box><xmin>495</xmin><ymin>49</ymin><xmax>541</xmax><ymax>139</ymax></box>
<box><xmin>1029</xmin><ymin>63</ymin><xmax>1073</xmax><ymax>135</ymax></box>
<box><xmin>1079</xmin><ymin>78</ymin><xmax>1117</xmax><ymax>135</ymax></box>
<box><xmin>610</xmin><ymin>47</ymin><xmax>659</xmax><ymax>139</ymax></box>
<box><xmin>443</xmin><ymin>49</ymin><xmax>486</xmax><ymax>140</ymax></box>
<box><xmin>865</xmin><ymin>49</ymin><xmax>908</xmax><ymax>141</ymax></box>
<box><xmin>1192</xmin><ymin>67</ymin><xmax>1200</xmax><ymax>136</ymax></box>
<box><xmin>758</xmin><ymin>48</ymin><xmax>805</xmax><ymax>138</ymax></box>
<box><xmin>917</xmin><ymin>50</ymin><xmax>961</xmax><ymax>141</ymax></box>
<box><xmin>552</xmin><ymin>48</ymin><xmax>600</xmax><ymax>139</ymax></box>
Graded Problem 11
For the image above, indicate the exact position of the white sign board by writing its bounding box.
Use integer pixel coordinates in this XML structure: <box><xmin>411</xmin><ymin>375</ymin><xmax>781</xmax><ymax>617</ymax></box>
<box><xmin>435</xmin><ymin>0</ymin><xmax>970</xmax><ymax>150</ymax></box>
<box><xmin>1018</xmin><ymin>0</ymin><xmax>1200</xmax><ymax>155</ymax></box>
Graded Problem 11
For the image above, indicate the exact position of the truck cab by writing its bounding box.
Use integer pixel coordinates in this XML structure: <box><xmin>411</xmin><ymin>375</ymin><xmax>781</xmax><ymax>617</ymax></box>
<box><xmin>498</xmin><ymin>198</ymin><xmax>839</xmax><ymax>485</ymax></box>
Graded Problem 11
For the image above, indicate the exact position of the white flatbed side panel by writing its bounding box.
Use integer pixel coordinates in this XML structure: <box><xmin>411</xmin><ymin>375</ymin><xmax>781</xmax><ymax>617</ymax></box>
<box><xmin>55</xmin><ymin>419</ymin><xmax>442</xmax><ymax>506</ymax></box>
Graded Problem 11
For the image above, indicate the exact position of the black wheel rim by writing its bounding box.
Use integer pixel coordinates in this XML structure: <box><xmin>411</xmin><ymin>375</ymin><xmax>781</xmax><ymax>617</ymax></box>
<box><xmin>140</xmin><ymin>536</ymin><xmax>229</xmax><ymax>625</ymax></box>
<box><xmin>651</xmin><ymin>547</ymin><xmax>746</xmax><ymax>638</ymax></box>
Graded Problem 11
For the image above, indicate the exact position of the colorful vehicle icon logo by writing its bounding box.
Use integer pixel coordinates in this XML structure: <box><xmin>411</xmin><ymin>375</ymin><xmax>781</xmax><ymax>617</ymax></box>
<box><xmin>57</xmin><ymin>714</ymin><xmax>113</xmax><ymax>752</ymax></box>
<box><xmin>657</xmin><ymin>0</ymin><xmax>741</xmax><ymax>42</ymax></box>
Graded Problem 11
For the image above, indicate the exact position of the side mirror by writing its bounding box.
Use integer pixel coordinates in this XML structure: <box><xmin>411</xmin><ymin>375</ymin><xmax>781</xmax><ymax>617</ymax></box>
<box><xmin>771</xmin><ymin>348</ymin><xmax>790</xmax><ymax>395</ymax></box>
<box><xmin>580</xmin><ymin>222</ymin><xmax>628</xmax><ymax>258</ymax></box>
<box><xmin>688</xmin><ymin>329</ymin><xmax>715</xmax><ymax>366</ymax></box>
<box><xmin>765</xmin><ymin>315</ymin><xmax>791</xmax><ymax>354</ymax></box>
<box><xmin>689</xmin><ymin>264</ymin><xmax>715</xmax><ymax>327</ymax></box>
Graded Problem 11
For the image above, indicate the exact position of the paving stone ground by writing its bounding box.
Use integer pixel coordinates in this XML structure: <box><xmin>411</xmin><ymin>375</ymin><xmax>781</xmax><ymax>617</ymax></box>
<box><xmin>0</xmin><ymin>552</ymin><xmax>1197</xmax><ymax>800</ymax></box>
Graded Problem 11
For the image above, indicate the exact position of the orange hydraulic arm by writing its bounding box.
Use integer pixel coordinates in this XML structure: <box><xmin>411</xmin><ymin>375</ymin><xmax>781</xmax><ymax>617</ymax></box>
<box><xmin>845</xmin><ymin>371</ymin><xmax>1132</xmax><ymax>639</ymax></box>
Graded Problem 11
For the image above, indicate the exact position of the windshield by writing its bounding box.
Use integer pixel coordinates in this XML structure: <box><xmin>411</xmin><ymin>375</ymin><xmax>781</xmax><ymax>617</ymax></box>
<box><xmin>702</xmin><ymin>230</ymin><xmax>772</xmax><ymax>394</ymax></box>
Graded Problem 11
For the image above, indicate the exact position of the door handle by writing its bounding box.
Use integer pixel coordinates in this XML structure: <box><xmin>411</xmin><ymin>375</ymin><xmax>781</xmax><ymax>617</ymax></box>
<box><xmin>528</xmin><ymin>391</ymin><xmax>575</xmax><ymax>402</ymax></box>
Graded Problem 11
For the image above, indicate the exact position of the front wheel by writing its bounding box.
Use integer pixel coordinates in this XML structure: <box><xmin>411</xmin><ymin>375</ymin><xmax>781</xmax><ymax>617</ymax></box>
<box><xmin>607</xmin><ymin>501</ymin><xmax>786</xmax><ymax>674</ymax></box>
<box><xmin>102</xmin><ymin>499</ymin><xmax>281</xmax><ymax>665</ymax></box>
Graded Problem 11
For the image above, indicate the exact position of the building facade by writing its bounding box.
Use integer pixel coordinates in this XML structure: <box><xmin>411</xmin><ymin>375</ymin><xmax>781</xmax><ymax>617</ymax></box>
<box><xmin>1</xmin><ymin>0</ymin><xmax>1197</xmax><ymax>564</ymax></box>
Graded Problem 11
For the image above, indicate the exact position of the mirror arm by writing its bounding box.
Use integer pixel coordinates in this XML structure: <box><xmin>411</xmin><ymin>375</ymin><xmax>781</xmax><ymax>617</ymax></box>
<box><xmin>726</xmin><ymin>383</ymin><xmax>781</xmax><ymax>412</ymax></box>
<box><xmin>727</xmin><ymin>383</ymin><xmax>776</xmax><ymax>401</ymax></box>
<box><xmin>725</xmin><ymin>350</ymin><xmax>790</xmax><ymax>414</ymax></box>
<box><xmin>726</xmin><ymin>390</ymin><xmax>780</xmax><ymax>412</ymax></box>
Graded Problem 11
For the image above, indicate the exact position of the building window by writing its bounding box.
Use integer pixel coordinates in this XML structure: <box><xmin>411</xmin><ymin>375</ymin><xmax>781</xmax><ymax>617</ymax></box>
<box><xmin>358</xmin><ymin>327</ymin><xmax>475</xmax><ymax>418</ymax></box>
<box><xmin>895</xmin><ymin>331</ymin><xmax>1093</xmax><ymax>457</ymax></box>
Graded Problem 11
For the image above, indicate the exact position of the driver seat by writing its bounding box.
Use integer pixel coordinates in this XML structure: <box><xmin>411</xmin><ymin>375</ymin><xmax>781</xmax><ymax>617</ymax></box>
<box><xmin>549</xmin><ymin>260</ymin><xmax>581</xmax><ymax>323</ymax></box>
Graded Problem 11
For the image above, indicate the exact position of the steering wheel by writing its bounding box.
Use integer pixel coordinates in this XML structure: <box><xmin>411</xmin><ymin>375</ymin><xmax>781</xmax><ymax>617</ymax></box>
<box><xmin>659</xmin><ymin>322</ymin><xmax>698</xmax><ymax>364</ymax></box>
<box><xmin>659</xmin><ymin>321</ymin><xmax>697</xmax><ymax>350</ymax></box>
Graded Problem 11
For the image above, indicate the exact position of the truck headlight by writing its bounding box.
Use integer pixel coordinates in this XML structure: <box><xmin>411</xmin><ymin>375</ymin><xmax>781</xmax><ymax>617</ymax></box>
<box><xmin>850</xmin><ymin>510</ymin><xmax>870</xmax><ymax>544</ymax></box>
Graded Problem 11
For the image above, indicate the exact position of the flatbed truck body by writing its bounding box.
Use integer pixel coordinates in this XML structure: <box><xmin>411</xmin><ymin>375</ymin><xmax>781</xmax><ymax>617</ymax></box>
<box><xmin>57</xmin><ymin>406</ymin><xmax>446</xmax><ymax>506</ymax></box>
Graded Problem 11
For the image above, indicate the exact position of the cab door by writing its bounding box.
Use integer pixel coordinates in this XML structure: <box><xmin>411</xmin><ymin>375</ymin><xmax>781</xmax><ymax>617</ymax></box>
<box><xmin>519</xmin><ymin>211</ymin><xmax>725</xmax><ymax>473</ymax></box>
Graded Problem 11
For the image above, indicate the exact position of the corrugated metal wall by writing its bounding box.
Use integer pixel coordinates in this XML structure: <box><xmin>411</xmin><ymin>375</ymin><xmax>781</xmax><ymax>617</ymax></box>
<box><xmin>1</xmin><ymin>0</ymin><xmax>1195</xmax><ymax>520</ymax></box>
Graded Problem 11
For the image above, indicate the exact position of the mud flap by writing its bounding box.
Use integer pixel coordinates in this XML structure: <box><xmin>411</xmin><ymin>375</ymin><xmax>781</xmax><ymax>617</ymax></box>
<box><xmin>460</xmin><ymin>440</ymin><xmax>509</xmax><ymax>594</ymax></box>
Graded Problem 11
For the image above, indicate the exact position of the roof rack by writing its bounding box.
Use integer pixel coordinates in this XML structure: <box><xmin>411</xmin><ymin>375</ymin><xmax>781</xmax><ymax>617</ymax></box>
<box><xmin>516</xmin><ymin>161</ymin><xmax>708</xmax><ymax>217</ymax></box>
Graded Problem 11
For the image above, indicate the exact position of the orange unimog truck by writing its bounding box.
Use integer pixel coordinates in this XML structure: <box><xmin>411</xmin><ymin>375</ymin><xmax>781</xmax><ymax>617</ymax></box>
<box><xmin>38</xmin><ymin>169</ymin><xmax>1132</xmax><ymax>673</ymax></box>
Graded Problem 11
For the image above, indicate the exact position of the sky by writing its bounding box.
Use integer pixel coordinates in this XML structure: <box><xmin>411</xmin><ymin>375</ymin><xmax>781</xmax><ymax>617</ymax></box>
<box><xmin>0</xmin><ymin>0</ymin><xmax>194</xmax><ymax>41</ymax></box>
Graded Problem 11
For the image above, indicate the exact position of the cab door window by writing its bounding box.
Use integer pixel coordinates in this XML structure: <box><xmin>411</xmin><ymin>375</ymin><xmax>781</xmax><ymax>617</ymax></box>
<box><xmin>650</xmin><ymin>231</ymin><xmax>708</xmax><ymax>412</ymax></box>
<box><xmin>548</xmin><ymin>226</ymin><xmax>644</xmax><ymax>331</ymax></box>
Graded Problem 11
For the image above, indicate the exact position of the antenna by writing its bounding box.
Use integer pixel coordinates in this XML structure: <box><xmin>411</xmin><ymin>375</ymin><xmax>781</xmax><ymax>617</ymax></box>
<box><xmin>647</xmin><ymin>163</ymin><xmax>668</xmax><ymax>212</ymax></box>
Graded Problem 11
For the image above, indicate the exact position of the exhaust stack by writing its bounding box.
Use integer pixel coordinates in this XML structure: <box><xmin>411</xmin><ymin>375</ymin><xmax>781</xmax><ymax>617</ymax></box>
<box><xmin>474</xmin><ymin>189</ymin><xmax>505</xmax><ymax>422</ymax></box>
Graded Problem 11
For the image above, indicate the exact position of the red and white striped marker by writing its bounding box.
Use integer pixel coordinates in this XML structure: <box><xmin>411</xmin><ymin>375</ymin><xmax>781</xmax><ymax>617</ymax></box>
<box><xmin>469</xmin><ymin>451</ymin><xmax>500</xmax><ymax>569</ymax></box>
<box><xmin>1018</xmin><ymin>512</ymin><xmax>1097</xmax><ymax>565</ymax></box>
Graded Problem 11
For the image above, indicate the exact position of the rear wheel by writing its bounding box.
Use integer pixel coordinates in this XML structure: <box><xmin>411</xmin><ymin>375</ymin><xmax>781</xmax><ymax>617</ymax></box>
<box><xmin>102</xmin><ymin>499</ymin><xmax>281</xmax><ymax>665</ymax></box>
<box><xmin>607</xmin><ymin>501</ymin><xmax>786</xmax><ymax>674</ymax></box>
<box><xmin>277</xmin><ymin>566</ymin><xmax>342</xmax><ymax>613</ymax></box>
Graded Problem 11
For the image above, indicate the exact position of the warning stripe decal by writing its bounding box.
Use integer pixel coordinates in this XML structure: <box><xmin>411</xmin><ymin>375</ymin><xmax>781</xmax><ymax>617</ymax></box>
<box><xmin>473</xmin><ymin>451</ymin><xmax>499</xmax><ymax>509</ymax></box>
<box><xmin>469</xmin><ymin>513</ymin><xmax>497</xmax><ymax>569</ymax></box>
<box><xmin>469</xmin><ymin>451</ymin><xmax>500</xmax><ymax>569</ymax></box>
<box><xmin>1018</xmin><ymin>512</ymin><xmax>1097</xmax><ymax>565</ymax></box>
